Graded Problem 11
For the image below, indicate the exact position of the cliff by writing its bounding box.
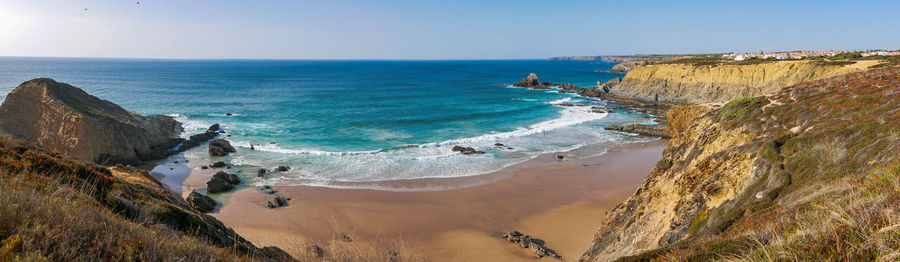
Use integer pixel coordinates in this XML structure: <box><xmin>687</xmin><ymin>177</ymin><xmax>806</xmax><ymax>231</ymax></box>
<box><xmin>582</xmin><ymin>67</ymin><xmax>900</xmax><ymax>261</ymax></box>
<box><xmin>0</xmin><ymin>137</ymin><xmax>294</xmax><ymax>261</ymax></box>
<box><xmin>0</xmin><ymin>78</ymin><xmax>184</xmax><ymax>164</ymax></box>
<box><xmin>610</xmin><ymin>60</ymin><xmax>870</xmax><ymax>103</ymax></box>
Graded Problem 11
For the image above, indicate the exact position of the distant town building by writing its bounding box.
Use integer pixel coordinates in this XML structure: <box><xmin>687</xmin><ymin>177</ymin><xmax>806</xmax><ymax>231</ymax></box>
<box><xmin>722</xmin><ymin>50</ymin><xmax>900</xmax><ymax>60</ymax></box>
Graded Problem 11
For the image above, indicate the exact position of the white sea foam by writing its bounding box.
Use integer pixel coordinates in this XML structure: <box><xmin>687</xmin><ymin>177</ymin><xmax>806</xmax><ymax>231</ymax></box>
<box><xmin>166</xmin><ymin>113</ymin><xmax>215</xmax><ymax>139</ymax></box>
<box><xmin>420</xmin><ymin>105</ymin><xmax>607</xmax><ymax>148</ymax></box>
<box><xmin>169</xmin><ymin>95</ymin><xmax>654</xmax><ymax>189</ymax></box>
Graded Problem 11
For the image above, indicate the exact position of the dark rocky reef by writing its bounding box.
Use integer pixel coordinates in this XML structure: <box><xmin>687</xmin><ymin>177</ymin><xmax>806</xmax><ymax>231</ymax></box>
<box><xmin>604</xmin><ymin>123</ymin><xmax>670</xmax><ymax>138</ymax></box>
<box><xmin>452</xmin><ymin>145</ymin><xmax>485</xmax><ymax>155</ymax></box>
<box><xmin>0</xmin><ymin>78</ymin><xmax>184</xmax><ymax>164</ymax></box>
<box><xmin>176</xmin><ymin>124</ymin><xmax>222</xmax><ymax>152</ymax></box>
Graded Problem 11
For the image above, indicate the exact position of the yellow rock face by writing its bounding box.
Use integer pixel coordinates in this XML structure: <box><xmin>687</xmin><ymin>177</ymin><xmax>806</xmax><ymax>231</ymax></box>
<box><xmin>612</xmin><ymin>61</ymin><xmax>864</xmax><ymax>103</ymax></box>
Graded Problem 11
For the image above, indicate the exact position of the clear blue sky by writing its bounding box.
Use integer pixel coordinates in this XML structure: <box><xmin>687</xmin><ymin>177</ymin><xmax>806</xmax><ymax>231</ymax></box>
<box><xmin>1</xmin><ymin>0</ymin><xmax>898</xmax><ymax>59</ymax></box>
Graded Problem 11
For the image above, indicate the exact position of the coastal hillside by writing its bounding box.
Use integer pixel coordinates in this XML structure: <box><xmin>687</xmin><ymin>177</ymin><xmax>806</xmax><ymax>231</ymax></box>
<box><xmin>582</xmin><ymin>67</ymin><xmax>900</xmax><ymax>261</ymax></box>
<box><xmin>0</xmin><ymin>137</ymin><xmax>293</xmax><ymax>261</ymax></box>
<box><xmin>609</xmin><ymin>60</ymin><xmax>874</xmax><ymax>103</ymax></box>
<box><xmin>0</xmin><ymin>78</ymin><xmax>184</xmax><ymax>164</ymax></box>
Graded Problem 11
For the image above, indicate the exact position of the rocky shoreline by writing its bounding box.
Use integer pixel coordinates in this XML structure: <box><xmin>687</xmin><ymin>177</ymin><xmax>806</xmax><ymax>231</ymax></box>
<box><xmin>0</xmin><ymin>78</ymin><xmax>297</xmax><ymax>261</ymax></box>
<box><xmin>508</xmin><ymin>73</ymin><xmax>676</xmax><ymax>139</ymax></box>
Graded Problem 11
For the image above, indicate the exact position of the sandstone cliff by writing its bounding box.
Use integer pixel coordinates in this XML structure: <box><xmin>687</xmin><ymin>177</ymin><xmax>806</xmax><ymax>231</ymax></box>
<box><xmin>610</xmin><ymin>60</ymin><xmax>869</xmax><ymax>103</ymax></box>
<box><xmin>0</xmin><ymin>78</ymin><xmax>184</xmax><ymax>164</ymax></box>
<box><xmin>583</xmin><ymin>67</ymin><xmax>900</xmax><ymax>261</ymax></box>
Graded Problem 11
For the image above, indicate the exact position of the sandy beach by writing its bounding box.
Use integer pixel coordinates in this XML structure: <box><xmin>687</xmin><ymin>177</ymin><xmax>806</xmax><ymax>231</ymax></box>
<box><xmin>146</xmin><ymin>139</ymin><xmax>666</xmax><ymax>261</ymax></box>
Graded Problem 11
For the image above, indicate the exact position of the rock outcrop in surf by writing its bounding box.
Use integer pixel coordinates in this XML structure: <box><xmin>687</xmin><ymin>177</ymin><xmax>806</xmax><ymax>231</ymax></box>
<box><xmin>0</xmin><ymin>78</ymin><xmax>184</xmax><ymax>164</ymax></box>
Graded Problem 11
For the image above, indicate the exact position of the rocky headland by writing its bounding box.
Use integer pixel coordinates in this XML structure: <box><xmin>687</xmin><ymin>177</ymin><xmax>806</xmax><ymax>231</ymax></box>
<box><xmin>0</xmin><ymin>78</ymin><xmax>297</xmax><ymax>261</ymax></box>
<box><xmin>581</xmin><ymin>67</ymin><xmax>900</xmax><ymax>261</ymax></box>
<box><xmin>0</xmin><ymin>78</ymin><xmax>184</xmax><ymax>164</ymax></box>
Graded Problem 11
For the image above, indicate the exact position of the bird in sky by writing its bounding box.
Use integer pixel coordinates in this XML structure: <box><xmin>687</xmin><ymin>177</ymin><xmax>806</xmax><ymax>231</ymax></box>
<box><xmin>83</xmin><ymin>8</ymin><xmax>88</xmax><ymax>11</ymax></box>
<box><xmin>137</xmin><ymin>1</ymin><xmax>141</xmax><ymax>4</ymax></box>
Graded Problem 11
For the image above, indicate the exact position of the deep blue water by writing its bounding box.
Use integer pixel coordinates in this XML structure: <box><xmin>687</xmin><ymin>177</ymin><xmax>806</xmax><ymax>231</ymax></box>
<box><xmin>0</xmin><ymin>57</ymin><xmax>655</xmax><ymax>187</ymax></box>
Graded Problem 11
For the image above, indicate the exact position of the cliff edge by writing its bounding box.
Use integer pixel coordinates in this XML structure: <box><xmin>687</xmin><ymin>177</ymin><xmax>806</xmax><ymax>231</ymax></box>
<box><xmin>0</xmin><ymin>78</ymin><xmax>184</xmax><ymax>164</ymax></box>
<box><xmin>609</xmin><ymin>60</ymin><xmax>870</xmax><ymax>103</ymax></box>
<box><xmin>583</xmin><ymin>67</ymin><xmax>900</xmax><ymax>261</ymax></box>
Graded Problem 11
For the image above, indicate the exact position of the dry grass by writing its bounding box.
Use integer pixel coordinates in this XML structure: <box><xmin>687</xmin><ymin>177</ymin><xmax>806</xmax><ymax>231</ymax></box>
<box><xmin>0</xmin><ymin>175</ymin><xmax>246</xmax><ymax>261</ymax></box>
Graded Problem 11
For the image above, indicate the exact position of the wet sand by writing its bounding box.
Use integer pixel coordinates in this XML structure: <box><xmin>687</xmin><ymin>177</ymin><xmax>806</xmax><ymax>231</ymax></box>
<box><xmin>193</xmin><ymin>140</ymin><xmax>665</xmax><ymax>261</ymax></box>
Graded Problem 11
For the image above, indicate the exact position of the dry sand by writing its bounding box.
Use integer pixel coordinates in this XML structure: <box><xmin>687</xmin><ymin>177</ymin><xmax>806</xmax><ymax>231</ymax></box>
<box><xmin>162</xmin><ymin>140</ymin><xmax>665</xmax><ymax>261</ymax></box>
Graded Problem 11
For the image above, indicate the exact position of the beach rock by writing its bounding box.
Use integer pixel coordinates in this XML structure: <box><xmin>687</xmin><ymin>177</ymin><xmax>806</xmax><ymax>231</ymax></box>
<box><xmin>555</xmin><ymin>155</ymin><xmax>565</xmax><ymax>160</ymax></box>
<box><xmin>266</xmin><ymin>196</ymin><xmax>289</xmax><ymax>208</ymax></box>
<box><xmin>513</xmin><ymin>73</ymin><xmax>546</xmax><ymax>89</ymax></box>
<box><xmin>0</xmin><ymin>78</ymin><xmax>184</xmax><ymax>164</ymax></box>
<box><xmin>257</xmin><ymin>168</ymin><xmax>267</xmax><ymax>177</ymax></box>
<box><xmin>186</xmin><ymin>190</ymin><xmax>217</xmax><ymax>213</ymax></box>
<box><xmin>201</xmin><ymin>165</ymin><xmax>209</xmax><ymax>169</ymax></box>
<box><xmin>494</xmin><ymin>143</ymin><xmax>513</xmax><ymax>150</ymax></box>
<box><xmin>206</xmin><ymin>174</ymin><xmax>235</xmax><ymax>193</ymax></box>
<box><xmin>499</xmin><ymin>231</ymin><xmax>562</xmax><ymax>259</ymax></box>
<box><xmin>214</xmin><ymin>171</ymin><xmax>241</xmax><ymax>184</ymax></box>
<box><xmin>451</xmin><ymin>145</ymin><xmax>485</xmax><ymax>155</ymax></box>
<box><xmin>259</xmin><ymin>185</ymin><xmax>278</xmax><ymax>194</ymax></box>
<box><xmin>208</xmin><ymin>139</ymin><xmax>236</xmax><ymax>156</ymax></box>
<box><xmin>211</xmin><ymin>161</ymin><xmax>227</xmax><ymax>168</ymax></box>
<box><xmin>275</xmin><ymin>165</ymin><xmax>290</xmax><ymax>172</ymax></box>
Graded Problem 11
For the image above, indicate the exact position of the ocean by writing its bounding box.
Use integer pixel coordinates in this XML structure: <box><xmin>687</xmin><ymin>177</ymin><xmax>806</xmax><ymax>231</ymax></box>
<box><xmin>0</xmin><ymin>57</ymin><xmax>657</xmax><ymax>189</ymax></box>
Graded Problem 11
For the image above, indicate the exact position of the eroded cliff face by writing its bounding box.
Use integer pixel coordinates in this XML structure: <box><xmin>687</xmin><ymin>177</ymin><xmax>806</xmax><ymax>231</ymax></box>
<box><xmin>0</xmin><ymin>78</ymin><xmax>183</xmax><ymax>164</ymax></box>
<box><xmin>610</xmin><ymin>60</ymin><xmax>867</xmax><ymax>103</ymax></box>
<box><xmin>583</xmin><ymin>67</ymin><xmax>900</xmax><ymax>261</ymax></box>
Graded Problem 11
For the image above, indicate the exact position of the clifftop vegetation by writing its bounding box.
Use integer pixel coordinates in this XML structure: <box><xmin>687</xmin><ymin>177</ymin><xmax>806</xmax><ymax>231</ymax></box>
<box><xmin>583</xmin><ymin>67</ymin><xmax>900</xmax><ymax>261</ymax></box>
<box><xmin>0</xmin><ymin>137</ymin><xmax>293</xmax><ymax>261</ymax></box>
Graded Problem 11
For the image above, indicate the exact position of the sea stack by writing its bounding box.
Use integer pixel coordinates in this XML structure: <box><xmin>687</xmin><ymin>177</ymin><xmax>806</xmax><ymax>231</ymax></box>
<box><xmin>513</xmin><ymin>73</ymin><xmax>546</xmax><ymax>89</ymax></box>
<box><xmin>0</xmin><ymin>78</ymin><xmax>184</xmax><ymax>164</ymax></box>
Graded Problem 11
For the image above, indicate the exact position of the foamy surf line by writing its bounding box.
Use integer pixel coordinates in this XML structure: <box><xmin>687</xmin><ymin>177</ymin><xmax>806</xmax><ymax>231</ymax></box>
<box><xmin>196</xmin><ymin>100</ymin><xmax>609</xmax><ymax>156</ymax></box>
<box><xmin>420</xmin><ymin>106</ymin><xmax>607</xmax><ymax>148</ymax></box>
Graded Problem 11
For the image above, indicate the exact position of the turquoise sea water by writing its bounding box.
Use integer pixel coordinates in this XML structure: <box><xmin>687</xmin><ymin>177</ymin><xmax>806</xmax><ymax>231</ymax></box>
<box><xmin>0</xmin><ymin>57</ymin><xmax>656</xmax><ymax>188</ymax></box>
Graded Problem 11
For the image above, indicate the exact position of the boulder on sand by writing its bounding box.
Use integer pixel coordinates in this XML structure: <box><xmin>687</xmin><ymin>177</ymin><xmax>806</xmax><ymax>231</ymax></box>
<box><xmin>209</xmin><ymin>139</ymin><xmax>236</xmax><ymax>156</ymax></box>
<box><xmin>499</xmin><ymin>231</ymin><xmax>562</xmax><ymax>259</ymax></box>
<box><xmin>186</xmin><ymin>190</ymin><xmax>217</xmax><ymax>213</ymax></box>
<box><xmin>214</xmin><ymin>171</ymin><xmax>241</xmax><ymax>184</ymax></box>
<box><xmin>267</xmin><ymin>195</ymin><xmax>290</xmax><ymax>208</ymax></box>
<box><xmin>206</xmin><ymin>171</ymin><xmax>240</xmax><ymax>193</ymax></box>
